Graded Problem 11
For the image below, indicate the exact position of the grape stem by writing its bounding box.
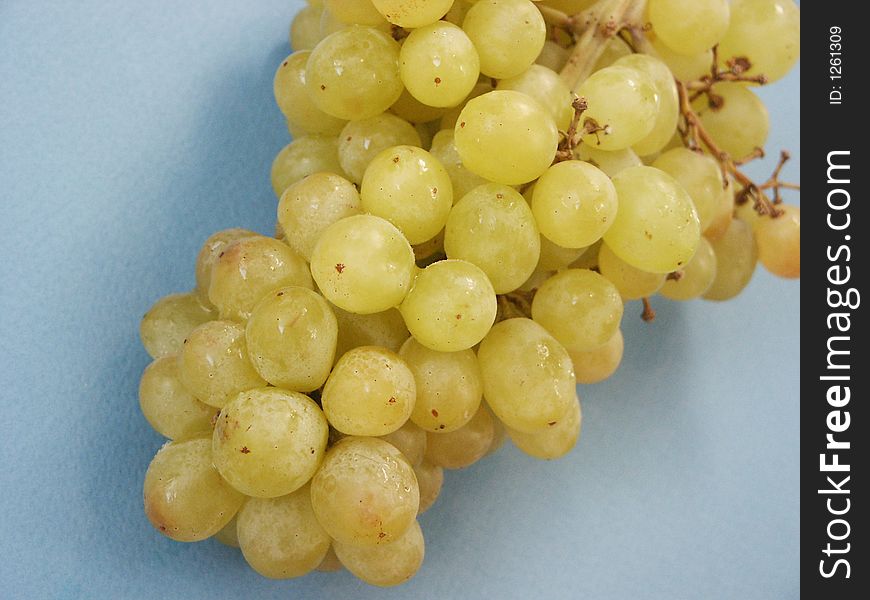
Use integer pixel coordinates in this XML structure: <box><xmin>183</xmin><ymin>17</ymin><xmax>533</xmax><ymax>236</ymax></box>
<box><xmin>641</xmin><ymin>298</ymin><xmax>656</xmax><ymax>322</ymax></box>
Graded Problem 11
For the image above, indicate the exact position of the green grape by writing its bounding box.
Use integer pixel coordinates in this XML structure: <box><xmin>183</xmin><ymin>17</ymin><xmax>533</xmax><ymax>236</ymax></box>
<box><xmin>208</xmin><ymin>236</ymin><xmax>313</xmax><ymax>322</ymax></box>
<box><xmin>139</xmin><ymin>356</ymin><xmax>216</xmax><ymax>440</ymax></box>
<box><xmin>399</xmin><ymin>337</ymin><xmax>483</xmax><ymax>433</ymax></box>
<box><xmin>325</xmin><ymin>0</ymin><xmax>385</xmax><ymax>25</ymax></box>
<box><xmin>400</xmin><ymin>22</ymin><xmax>480</xmax><ymax>109</ymax></box>
<box><xmin>379</xmin><ymin>420</ymin><xmax>428</xmax><ymax>467</ymax></box>
<box><xmin>454</xmin><ymin>90</ymin><xmax>558</xmax><ymax>185</ymax></box>
<box><xmin>539</xmin><ymin>0</ymin><xmax>596</xmax><ymax>11</ymax></box>
<box><xmin>506</xmin><ymin>394</ymin><xmax>581</xmax><ymax>460</ymax></box>
<box><xmin>614</xmin><ymin>54</ymin><xmax>679</xmax><ymax>156</ymax></box>
<box><xmin>439</xmin><ymin>81</ymin><xmax>491</xmax><ymax>131</ymax></box>
<box><xmin>703</xmin><ymin>217</ymin><xmax>758</xmax><ymax>300</ymax></box>
<box><xmin>305</xmin><ymin>26</ymin><xmax>403</xmax><ymax>121</ymax></box>
<box><xmin>536</xmin><ymin>40</ymin><xmax>570</xmax><ymax>72</ymax></box>
<box><xmin>692</xmin><ymin>83</ymin><xmax>769</xmax><ymax>161</ymax></box>
<box><xmin>414</xmin><ymin>461</ymin><xmax>444</xmax><ymax>514</ymax></box>
<box><xmin>277</xmin><ymin>172</ymin><xmax>361</xmax><ymax>261</ymax></box>
<box><xmin>591</xmin><ymin>36</ymin><xmax>632</xmax><ymax>72</ymax></box>
<box><xmin>444</xmin><ymin>183</ymin><xmax>540</xmax><ymax>293</ymax></box>
<box><xmin>597</xmin><ymin>243</ymin><xmax>666</xmax><ymax>300</ymax></box>
<box><xmin>237</xmin><ymin>485</ymin><xmax>330</xmax><ymax>579</ymax></box>
<box><xmin>537</xmin><ymin>237</ymin><xmax>588</xmax><ymax>271</ymax></box>
<box><xmin>574</xmin><ymin>144</ymin><xmax>641</xmax><ymax>177</ymax></box>
<box><xmin>310</xmin><ymin>436</ymin><xmax>420</xmax><ymax>545</ymax></box>
<box><xmin>532</xmin><ymin>160</ymin><xmax>618</xmax><ymax>249</ymax></box>
<box><xmin>661</xmin><ymin>235</ymin><xmax>717</xmax><ymax>300</ymax></box>
<box><xmin>477</xmin><ymin>318</ymin><xmax>575</xmax><ymax>433</ymax></box>
<box><xmin>576</xmin><ymin>65</ymin><xmax>659</xmax><ymax>151</ymax></box>
<box><xmin>360</xmin><ymin>145</ymin><xmax>453</xmax><ymax>245</ymax></box>
<box><xmin>756</xmin><ymin>204</ymin><xmax>800</xmax><ymax>279</ymax></box>
<box><xmin>399</xmin><ymin>259</ymin><xmax>497</xmax><ymax>352</ymax></box>
<box><xmin>214</xmin><ymin>514</ymin><xmax>240</xmax><ymax>548</ymax></box>
<box><xmin>496</xmin><ymin>65</ymin><xmax>574</xmax><ymax>131</ymax></box>
<box><xmin>570</xmin><ymin>238</ymin><xmax>602</xmax><ymax>270</ymax></box>
<box><xmin>444</xmin><ymin>0</ymin><xmax>473</xmax><ymax>26</ymax></box>
<box><xmin>372</xmin><ymin>0</ymin><xmax>454</xmax><ymax>27</ymax></box>
<box><xmin>245</xmin><ymin>287</ymin><xmax>338</xmax><ymax>391</ymax></box>
<box><xmin>338</xmin><ymin>113</ymin><xmax>422</xmax><ymax>184</ymax></box>
<box><xmin>274</xmin><ymin>52</ymin><xmax>347</xmax><ymax>135</ymax></box>
<box><xmin>322</xmin><ymin>346</ymin><xmax>416</xmax><ymax>436</ymax></box>
<box><xmin>462</xmin><ymin>0</ymin><xmax>546</xmax><ymax>79</ymax></box>
<box><xmin>428</xmin><ymin>130</ymin><xmax>488</xmax><ymax>201</ymax></box>
<box><xmin>568</xmin><ymin>329</ymin><xmax>623</xmax><ymax>384</ymax></box>
<box><xmin>604</xmin><ymin>165</ymin><xmax>700</xmax><ymax>273</ymax></box>
<box><xmin>390</xmin><ymin>88</ymin><xmax>449</xmax><ymax>124</ymax></box>
<box><xmin>333</xmin><ymin>305</ymin><xmax>409</xmax><ymax>360</ymax></box>
<box><xmin>290</xmin><ymin>5</ymin><xmax>324</xmax><ymax>51</ymax></box>
<box><xmin>424</xmin><ymin>404</ymin><xmax>494</xmax><ymax>469</ymax></box>
<box><xmin>650</xmin><ymin>38</ymin><xmax>713</xmax><ymax>82</ymax></box>
<box><xmin>334</xmin><ymin>520</ymin><xmax>425</xmax><ymax>587</ymax></box>
<box><xmin>213</xmin><ymin>387</ymin><xmax>328</xmax><ymax>497</ymax></box>
<box><xmin>310</xmin><ymin>214</ymin><xmax>416</xmax><ymax>314</ymax></box>
<box><xmin>140</xmin><ymin>292</ymin><xmax>215</xmax><ymax>359</ymax></box>
<box><xmin>178</xmin><ymin>320</ymin><xmax>266</xmax><ymax>408</ymax></box>
<box><xmin>652</xmin><ymin>147</ymin><xmax>724</xmax><ymax>232</ymax></box>
<box><xmin>271</xmin><ymin>135</ymin><xmax>345</xmax><ymax>197</ymax></box>
<box><xmin>485</xmin><ymin>407</ymin><xmax>508</xmax><ymax>456</ymax></box>
<box><xmin>194</xmin><ymin>228</ymin><xmax>257</xmax><ymax>306</ymax></box>
<box><xmin>143</xmin><ymin>437</ymin><xmax>244</xmax><ymax>542</ymax></box>
<box><xmin>316</xmin><ymin>545</ymin><xmax>343</xmax><ymax>572</ymax></box>
<box><xmin>532</xmin><ymin>268</ymin><xmax>624</xmax><ymax>351</ymax></box>
<box><xmin>704</xmin><ymin>178</ymin><xmax>735</xmax><ymax>240</ymax></box>
<box><xmin>718</xmin><ymin>0</ymin><xmax>800</xmax><ymax>83</ymax></box>
<box><xmin>648</xmin><ymin>0</ymin><xmax>730</xmax><ymax>56</ymax></box>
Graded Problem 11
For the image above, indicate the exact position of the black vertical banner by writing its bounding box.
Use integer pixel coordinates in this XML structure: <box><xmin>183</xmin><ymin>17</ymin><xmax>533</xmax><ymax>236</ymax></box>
<box><xmin>803</xmin><ymin>3</ymin><xmax>865</xmax><ymax>597</ymax></box>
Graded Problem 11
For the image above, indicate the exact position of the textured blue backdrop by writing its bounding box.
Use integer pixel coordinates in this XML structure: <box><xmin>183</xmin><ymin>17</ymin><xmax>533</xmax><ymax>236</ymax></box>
<box><xmin>0</xmin><ymin>1</ymin><xmax>800</xmax><ymax>598</ymax></box>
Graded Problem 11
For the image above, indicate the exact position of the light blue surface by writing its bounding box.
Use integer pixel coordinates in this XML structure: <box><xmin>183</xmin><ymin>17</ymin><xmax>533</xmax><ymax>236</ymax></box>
<box><xmin>0</xmin><ymin>1</ymin><xmax>800</xmax><ymax>598</ymax></box>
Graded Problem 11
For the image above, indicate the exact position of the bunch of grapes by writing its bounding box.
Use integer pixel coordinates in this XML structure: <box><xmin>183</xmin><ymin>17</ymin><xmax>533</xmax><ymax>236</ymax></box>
<box><xmin>138</xmin><ymin>0</ymin><xmax>800</xmax><ymax>587</ymax></box>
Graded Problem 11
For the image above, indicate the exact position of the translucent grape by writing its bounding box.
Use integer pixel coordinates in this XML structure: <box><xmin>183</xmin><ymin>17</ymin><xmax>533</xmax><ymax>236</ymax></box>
<box><xmin>178</xmin><ymin>320</ymin><xmax>266</xmax><ymax>408</ymax></box>
<box><xmin>390</xmin><ymin>88</ymin><xmax>448</xmax><ymax>124</ymax></box>
<box><xmin>650</xmin><ymin>38</ymin><xmax>713</xmax><ymax>82</ymax></box>
<box><xmin>531</xmin><ymin>160</ymin><xmax>618</xmax><ymax>249</ymax></box>
<box><xmin>597</xmin><ymin>243</ymin><xmax>666</xmax><ymax>300</ymax></box>
<box><xmin>648</xmin><ymin>0</ymin><xmax>730</xmax><ymax>56</ymax></box>
<box><xmin>454</xmin><ymin>90</ymin><xmax>558</xmax><ymax>185</ymax></box>
<box><xmin>310</xmin><ymin>214</ymin><xmax>415</xmax><ymax>314</ymax></box>
<box><xmin>277</xmin><ymin>172</ymin><xmax>361</xmax><ymax>261</ymax></box>
<box><xmin>274</xmin><ymin>52</ymin><xmax>347</xmax><ymax>135</ymax></box>
<box><xmin>462</xmin><ymin>0</ymin><xmax>546</xmax><ymax>79</ymax></box>
<box><xmin>399</xmin><ymin>259</ymin><xmax>497</xmax><ymax>352</ymax></box>
<box><xmin>652</xmin><ymin>147</ymin><xmax>724</xmax><ymax>232</ymax></box>
<box><xmin>333</xmin><ymin>305</ymin><xmax>409</xmax><ymax>360</ymax></box>
<box><xmin>428</xmin><ymin>129</ymin><xmax>488</xmax><ymax>201</ymax></box>
<box><xmin>213</xmin><ymin>387</ymin><xmax>328</xmax><ymax>498</ymax></box>
<box><xmin>537</xmin><ymin>237</ymin><xmax>588</xmax><ymax>271</ymax></box>
<box><xmin>143</xmin><ymin>437</ymin><xmax>244</xmax><ymax>542</ymax></box>
<box><xmin>322</xmin><ymin>346</ymin><xmax>416</xmax><ymax>436</ymax></box>
<box><xmin>399</xmin><ymin>336</ymin><xmax>483</xmax><ymax>433</ymax></box>
<box><xmin>576</xmin><ymin>66</ymin><xmax>659</xmax><ymax>151</ymax></box>
<box><xmin>477</xmin><ymin>318</ymin><xmax>575</xmax><ymax>433</ymax></box>
<box><xmin>486</xmin><ymin>408</ymin><xmax>508</xmax><ymax>456</ymax></box>
<box><xmin>536</xmin><ymin>40</ymin><xmax>569</xmax><ymax>72</ymax></box>
<box><xmin>444</xmin><ymin>183</ymin><xmax>540</xmax><ymax>293</ymax></box>
<box><xmin>372</xmin><ymin>0</ymin><xmax>454</xmax><ymax>27</ymax></box>
<box><xmin>661</xmin><ymin>235</ymin><xmax>717</xmax><ymax>300</ymax></box>
<box><xmin>569</xmin><ymin>329</ymin><xmax>624</xmax><ymax>384</ymax></box>
<box><xmin>290</xmin><ymin>5</ymin><xmax>324</xmax><ymax>51</ymax></box>
<box><xmin>139</xmin><ymin>356</ymin><xmax>216</xmax><ymax>440</ymax></box>
<box><xmin>704</xmin><ymin>179</ymin><xmax>736</xmax><ymax>240</ymax></box>
<box><xmin>692</xmin><ymin>82</ymin><xmax>769</xmax><ymax>161</ymax></box>
<box><xmin>506</xmin><ymin>394</ymin><xmax>581</xmax><ymax>460</ymax></box>
<box><xmin>194</xmin><ymin>228</ymin><xmax>257</xmax><ymax>305</ymax></box>
<box><xmin>140</xmin><ymin>292</ymin><xmax>215</xmax><ymax>359</ymax></box>
<box><xmin>237</xmin><ymin>485</ymin><xmax>330</xmax><ymax>579</ymax></box>
<box><xmin>496</xmin><ymin>65</ymin><xmax>574</xmax><ymax>131</ymax></box>
<box><xmin>271</xmin><ymin>136</ymin><xmax>345</xmax><ymax>197</ymax></box>
<box><xmin>604</xmin><ymin>165</ymin><xmax>701</xmax><ymax>273</ymax></box>
<box><xmin>338</xmin><ymin>113</ymin><xmax>421</xmax><ymax>184</ymax></box>
<box><xmin>614</xmin><ymin>54</ymin><xmax>679</xmax><ymax>156</ymax></box>
<box><xmin>245</xmin><ymin>287</ymin><xmax>338</xmax><ymax>392</ymax></box>
<box><xmin>703</xmin><ymin>218</ymin><xmax>758</xmax><ymax>300</ymax></box>
<box><xmin>718</xmin><ymin>0</ymin><xmax>800</xmax><ymax>83</ymax></box>
<box><xmin>379</xmin><ymin>420</ymin><xmax>427</xmax><ymax>467</ymax></box>
<box><xmin>414</xmin><ymin>461</ymin><xmax>444</xmax><ymax>514</ymax></box>
<box><xmin>539</xmin><ymin>0</ymin><xmax>596</xmax><ymax>12</ymax></box>
<box><xmin>208</xmin><ymin>235</ymin><xmax>313</xmax><ymax>322</ymax></box>
<box><xmin>325</xmin><ymin>0</ymin><xmax>385</xmax><ymax>25</ymax></box>
<box><xmin>214</xmin><ymin>515</ymin><xmax>240</xmax><ymax>548</ymax></box>
<box><xmin>756</xmin><ymin>204</ymin><xmax>800</xmax><ymax>279</ymax></box>
<box><xmin>574</xmin><ymin>144</ymin><xmax>642</xmax><ymax>177</ymax></box>
<box><xmin>424</xmin><ymin>404</ymin><xmax>494</xmax><ymax>469</ymax></box>
<box><xmin>305</xmin><ymin>26</ymin><xmax>403</xmax><ymax>121</ymax></box>
<box><xmin>400</xmin><ymin>22</ymin><xmax>480</xmax><ymax>109</ymax></box>
<box><xmin>532</xmin><ymin>268</ymin><xmax>624</xmax><ymax>351</ymax></box>
<box><xmin>439</xmin><ymin>81</ymin><xmax>491</xmax><ymax>131</ymax></box>
<box><xmin>334</xmin><ymin>520</ymin><xmax>425</xmax><ymax>587</ymax></box>
<box><xmin>592</xmin><ymin>36</ymin><xmax>633</xmax><ymax>72</ymax></box>
<box><xmin>360</xmin><ymin>145</ymin><xmax>453</xmax><ymax>245</ymax></box>
<box><xmin>310</xmin><ymin>436</ymin><xmax>419</xmax><ymax>545</ymax></box>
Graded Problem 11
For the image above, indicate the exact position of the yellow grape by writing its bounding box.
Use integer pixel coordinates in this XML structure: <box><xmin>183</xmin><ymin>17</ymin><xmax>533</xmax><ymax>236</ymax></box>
<box><xmin>574</xmin><ymin>144</ymin><xmax>642</xmax><ymax>177</ymax></box>
<box><xmin>213</xmin><ymin>514</ymin><xmax>240</xmax><ymax>548</ymax></box>
<box><xmin>424</xmin><ymin>404</ymin><xmax>495</xmax><ymax>469</ymax></box>
<box><xmin>506</xmin><ymin>393</ymin><xmax>581</xmax><ymax>460</ymax></box>
<box><xmin>390</xmin><ymin>88</ymin><xmax>449</xmax><ymax>124</ymax></box>
<box><xmin>462</xmin><ymin>0</ymin><xmax>546</xmax><ymax>79</ymax></box>
<box><xmin>324</xmin><ymin>0</ymin><xmax>384</xmax><ymax>25</ymax></box>
<box><xmin>274</xmin><ymin>52</ymin><xmax>347</xmax><ymax>135</ymax></box>
<box><xmin>652</xmin><ymin>147</ymin><xmax>724</xmax><ymax>232</ymax></box>
<box><xmin>338</xmin><ymin>113</ymin><xmax>421</xmax><ymax>184</ymax></box>
<box><xmin>332</xmin><ymin>305</ymin><xmax>409</xmax><ymax>360</ymax></box>
<box><xmin>537</xmin><ymin>237</ymin><xmax>588</xmax><ymax>271</ymax></box>
<box><xmin>194</xmin><ymin>228</ymin><xmax>257</xmax><ymax>305</ymax></box>
<box><xmin>414</xmin><ymin>461</ymin><xmax>444</xmax><ymax>514</ymax></box>
<box><xmin>756</xmin><ymin>204</ymin><xmax>800</xmax><ymax>279</ymax></box>
<box><xmin>614</xmin><ymin>54</ymin><xmax>679</xmax><ymax>156</ymax></box>
<box><xmin>379</xmin><ymin>420</ymin><xmax>428</xmax><ymax>467</ymax></box>
<box><xmin>648</xmin><ymin>0</ymin><xmax>730</xmax><ymax>56</ymax></box>
<box><xmin>650</xmin><ymin>38</ymin><xmax>713</xmax><ymax>82</ymax></box>
<box><xmin>597</xmin><ymin>243</ymin><xmax>666</xmax><ymax>300</ymax></box>
<box><xmin>592</xmin><ymin>37</ymin><xmax>633</xmax><ymax>72</ymax></box>
<box><xmin>692</xmin><ymin>82</ymin><xmax>769</xmax><ymax>161</ymax></box>
<box><xmin>569</xmin><ymin>329</ymin><xmax>624</xmax><ymax>384</ymax></box>
<box><xmin>496</xmin><ymin>65</ymin><xmax>574</xmax><ymax>131</ymax></box>
<box><xmin>333</xmin><ymin>520</ymin><xmax>425</xmax><ymax>587</ymax></box>
<box><xmin>439</xmin><ymin>81</ymin><xmax>491</xmax><ymax>131</ymax></box>
<box><xmin>290</xmin><ymin>5</ymin><xmax>324</xmax><ymax>51</ymax></box>
<box><xmin>270</xmin><ymin>135</ymin><xmax>345</xmax><ymax>197</ymax></box>
<box><xmin>139</xmin><ymin>356</ymin><xmax>216</xmax><ymax>440</ymax></box>
<box><xmin>703</xmin><ymin>218</ymin><xmax>758</xmax><ymax>300</ymax></box>
<box><xmin>536</xmin><ymin>40</ymin><xmax>570</xmax><ymax>72</ymax></box>
<box><xmin>718</xmin><ymin>0</ymin><xmax>800</xmax><ymax>83</ymax></box>
<box><xmin>140</xmin><ymin>292</ymin><xmax>215</xmax><ymax>359</ymax></box>
<box><xmin>661</xmin><ymin>236</ymin><xmax>718</xmax><ymax>300</ymax></box>
<box><xmin>428</xmin><ymin>129</ymin><xmax>488</xmax><ymax>201</ymax></box>
<box><xmin>371</xmin><ymin>0</ymin><xmax>454</xmax><ymax>27</ymax></box>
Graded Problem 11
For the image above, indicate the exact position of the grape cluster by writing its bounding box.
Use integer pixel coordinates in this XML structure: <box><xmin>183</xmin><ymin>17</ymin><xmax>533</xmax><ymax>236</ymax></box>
<box><xmin>138</xmin><ymin>0</ymin><xmax>800</xmax><ymax>587</ymax></box>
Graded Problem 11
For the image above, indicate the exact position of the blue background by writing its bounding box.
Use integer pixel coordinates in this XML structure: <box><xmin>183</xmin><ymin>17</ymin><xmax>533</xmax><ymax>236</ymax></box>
<box><xmin>0</xmin><ymin>1</ymin><xmax>800</xmax><ymax>598</ymax></box>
